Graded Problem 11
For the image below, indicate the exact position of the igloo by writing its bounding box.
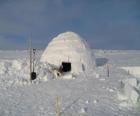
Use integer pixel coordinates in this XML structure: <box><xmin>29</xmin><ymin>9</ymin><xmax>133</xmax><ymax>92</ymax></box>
<box><xmin>40</xmin><ymin>32</ymin><xmax>96</xmax><ymax>75</ymax></box>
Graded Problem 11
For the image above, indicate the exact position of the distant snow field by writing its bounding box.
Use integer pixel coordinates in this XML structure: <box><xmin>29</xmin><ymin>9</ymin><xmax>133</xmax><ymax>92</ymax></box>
<box><xmin>0</xmin><ymin>50</ymin><xmax>140</xmax><ymax>116</ymax></box>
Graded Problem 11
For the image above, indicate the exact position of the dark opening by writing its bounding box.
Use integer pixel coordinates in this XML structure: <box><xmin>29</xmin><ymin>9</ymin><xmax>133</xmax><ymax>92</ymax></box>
<box><xmin>31</xmin><ymin>72</ymin><xmax>37</xmax><ymax>80</ymax></box>
<box><xmin>61</xmin><ymin>62</ymin><xmax>71</xmax><ymax>72</ymax></box>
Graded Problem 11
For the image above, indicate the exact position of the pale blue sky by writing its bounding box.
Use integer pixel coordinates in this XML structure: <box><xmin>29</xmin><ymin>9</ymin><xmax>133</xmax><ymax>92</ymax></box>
<box><xmin>0</xmin><ymin>0</ymin><xmax>140</xmax><ymax>50</ymax></box>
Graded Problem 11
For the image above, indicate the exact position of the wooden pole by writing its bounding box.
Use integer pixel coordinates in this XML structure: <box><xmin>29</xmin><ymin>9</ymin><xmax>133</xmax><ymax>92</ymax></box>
<box><xmin>56</xmin><ymin>96</ymin><xmax>61</xmax><ymax>116</ymax></box>
<box><xmin>32</xmin><ymin>49</ymin><xmax>36</xmax><ymax>72</ymax></box>
<box><xmin>29</xmin><ymin>38</ymin><xmax>32</xmax><ymax>81</ymax></box>
<box><xmin>107</xmin><ymin>64</ymin><xmax>110</xmax><ymax>77</ymax></box>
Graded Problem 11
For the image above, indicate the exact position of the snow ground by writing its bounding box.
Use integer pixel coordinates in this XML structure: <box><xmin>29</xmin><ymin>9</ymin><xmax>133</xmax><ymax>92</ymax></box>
<box><xmin>0</xmin><ymin>50</ymin><xmax>140</xmax><ymax>116</ymax></box>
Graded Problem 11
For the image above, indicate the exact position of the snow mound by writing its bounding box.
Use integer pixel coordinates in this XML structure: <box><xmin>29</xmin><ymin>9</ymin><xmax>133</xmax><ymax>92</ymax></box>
<box><xmin>0</xmin><ymin>59</ymin><xmax>79</xmax><ymax>88</ymax></box>
<box><xmin>121</xmin><ymin>67</ymin><xmax>140</xmax><ymax>78</ymax></box>
<box><xmin>40</xmin><ymin>32</ymin><xmax>96</xmax><ymax>75</ymax></box>
<box><xmin>118</xmin><ymin>77</ymin><xmax>140</xmax><ymax>106</ymax></box>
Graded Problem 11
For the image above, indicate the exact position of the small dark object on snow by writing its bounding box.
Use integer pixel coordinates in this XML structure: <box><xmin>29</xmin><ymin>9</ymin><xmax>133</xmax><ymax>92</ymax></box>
<box><xmin>31</xmin><ymin>72</ymin><xmax>37</xmax><ymax>80</ymax></box>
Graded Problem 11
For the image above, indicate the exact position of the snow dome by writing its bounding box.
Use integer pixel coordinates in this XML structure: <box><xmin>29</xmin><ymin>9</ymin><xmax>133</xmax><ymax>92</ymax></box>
<box><xmin>40</xmin><ymin>32</ymin><xmax>95</xmax><ymax>74</ymax></box>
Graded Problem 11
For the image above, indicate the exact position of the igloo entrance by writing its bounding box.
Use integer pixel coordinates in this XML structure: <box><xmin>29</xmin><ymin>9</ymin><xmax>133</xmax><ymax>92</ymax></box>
<box><xmin>60</xmin><ymin>62</ymin><xmax>71</xmax><ymax>72</ymax></box>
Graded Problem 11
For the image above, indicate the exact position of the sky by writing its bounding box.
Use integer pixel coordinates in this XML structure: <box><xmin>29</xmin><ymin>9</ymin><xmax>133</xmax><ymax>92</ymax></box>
<box><xmin>0</xmin><ymin>0</ymin><xmax>140</xmax><ymax>50</ymax></box>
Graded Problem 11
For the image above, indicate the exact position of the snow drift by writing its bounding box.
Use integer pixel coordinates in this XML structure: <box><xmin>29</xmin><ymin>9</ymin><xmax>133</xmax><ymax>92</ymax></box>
<box><xmin>0</xmin><ymin>50</ymin><xmax>140</xmax><ymax>116</ymax></box>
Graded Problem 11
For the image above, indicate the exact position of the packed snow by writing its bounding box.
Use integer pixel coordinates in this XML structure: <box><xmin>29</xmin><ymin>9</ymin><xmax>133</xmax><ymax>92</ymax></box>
<box><xmin>0</xmin><ymin>32</ymin><xmax>140</xmax><ymax>116</ymax></box>
<box><xmin>0</xmin><ymin>50</ymin><xmax>140</xmax><ymax>116</ymax></box>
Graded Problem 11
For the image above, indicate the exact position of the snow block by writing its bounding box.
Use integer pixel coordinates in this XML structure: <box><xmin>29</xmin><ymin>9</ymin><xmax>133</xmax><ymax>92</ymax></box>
<box><xmin>119</xmin><ymin>78</ymin><xmax>140</xmax><ymax>106</ymax></box>
<box><xmin>124</xmin><ymin>83</ymin><xmax>139</xmax><ymax>104</ymax></box>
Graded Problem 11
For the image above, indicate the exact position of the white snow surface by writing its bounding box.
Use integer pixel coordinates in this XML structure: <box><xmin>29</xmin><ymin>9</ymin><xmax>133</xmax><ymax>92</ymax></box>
<box><xmin>40</xmin><ymin>32</ymin><xmax>95</xmax><ymax>74</ymax></box>
<box><xmin>0</xmin><ymin>50</ymin><xmax>140</xmax><ymax>116</ymax></box>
